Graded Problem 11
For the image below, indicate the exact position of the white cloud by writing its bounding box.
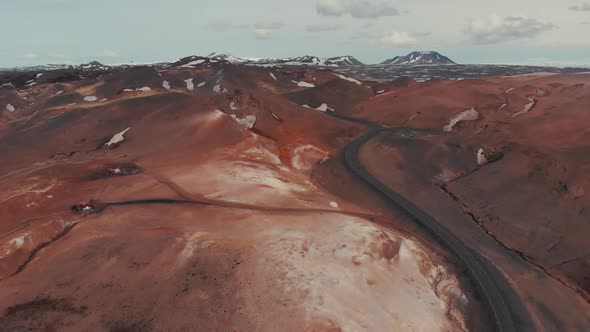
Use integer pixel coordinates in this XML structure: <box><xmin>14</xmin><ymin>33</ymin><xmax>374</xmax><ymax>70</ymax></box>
<box><xmin>466</xmin><ymin>15</ymin><xmax>555</xmax><ymax>44</ymax></box>
<box><xmin>305</xmin><ymin>23</ymin><xmax>344</xmax><ymax>32</ymax></box>
<box><xmin>377</xmin><ymin>32</ymin><xmax>417</xmax><ymax>47</ymax></box>
<box><xmin>100</xmin><ymin>50</ymin><xmax>118</xmax><ymax>57</ymax></box>
<box><xmin>254</xmin><ymin>22</ymin><xmax>283</xmax><ymax>40</ymax></box>
<box><xmin>255</xmin><ymin>29</ymin><xmax>274</xmax><ymax>39</ymax></box>
<box><xmin>569</xmin><ymin>3</ymin><xmax>590</xmax><ymax>11</ymax></box>
<box><xmin>22</xmin><ymin>53</ymin><xmax>38</xmax><ymax>59</ymax></box>
<box><xmin>316</xmin><ymin>0</ymin><xmax>399</xmax><ymax>19</ymax></box>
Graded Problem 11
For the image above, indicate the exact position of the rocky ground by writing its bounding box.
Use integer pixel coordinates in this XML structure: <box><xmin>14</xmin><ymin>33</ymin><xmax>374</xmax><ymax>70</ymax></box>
<box><xmin>0</xmin><ymin>59</ymin><xmax>589</xmax><ymax>331</ymax></box>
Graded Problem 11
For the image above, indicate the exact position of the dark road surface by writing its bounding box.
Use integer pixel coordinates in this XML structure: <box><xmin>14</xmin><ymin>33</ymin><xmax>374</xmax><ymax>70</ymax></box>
<box><xmin>328</xmin><ymin>112</ymin><xmax>519</xmax><ymax>332</ymax></box>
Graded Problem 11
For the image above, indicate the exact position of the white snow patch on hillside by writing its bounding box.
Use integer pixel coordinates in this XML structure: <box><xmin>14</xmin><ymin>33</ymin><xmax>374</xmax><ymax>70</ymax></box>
<box><xmin>55</xmin><ymin>90</ymin><xmax>64</xmax><ymax>95</ymax></box>
<box><xmin>477</xmin><ymin>149</ymin><xmax>488</xmax><ymax>166</ymax></box>
<box><xmin>293</xmin><ymin>81</ymin><xmax>315</xmax><ymax>88</ymax></box>
<box><xmin>99</xmin><ymin>98</ymin><xmax>108</xmax><ymax>102</ymax></box>
<box><xmin>105</xmin><ymin>128</ymin><xmax>130</xmax><ymax>147</ymax></box>
<box><xmin>230</xmin><ymin>102</ymin><xmax>239</xmax><ymax>110</ymax></box>
<box><xmin>180</xmin><ymin>59</ymin><xmax>205</xmax><ymax>67</ymax></box>
<box><xmin>162</xmin><ymin>80</ymin><xmax>170</xmax><ymax>90</ymax></box>
<box><xmin>5</xmin><ymin>104</ymin><xmax>15</xmax><ymax>112</ymax></box>
<box><xmin>123</xmin><ymin>87</ymin><xmax>151</xmax><ymax>92</ymax></box>
<box><xmin>198</xmin><ymin>82</ymin><xmax>206</xmax><ymax>87</ymax></box>
<box><xmin>316</xmin><ymin>103</ymin><xmax>334</xmax><ymax>112</ymax></box>
<box><xmin>301</xmin><ymin>104</ymin><xmax>311</xmax><ymax>108</ymax></box>
<box><xmin>511</xmin><ymin>98</ymin><xmax>535</xmax><ymax>118</ymax></box>
<box><xmin>443</xmin><ymin>107</ymin><xmax>479</xmax><ymax>132</ymax></box>
<box><xmin>184</xmin><ymin>78</ymin><xmax>194</xmax><ymax>91</ymax></box>
<box><xmin>83</xmin><ymin>96</ymin><xmax>97</xmax><ymax>102</ymax></box>
<box><xmin>329</xmin><ymin>201</ymin><xmax>339</xmax><ymax>208</ymax></box>
<box><xmin>497</xmin><ymin>103</ymin><xmax>507</xmax><ymax>111</ymax></box>
<box><xmin>377</xmin><ymin>90</ymin><xmax>385</xmax><ymax>94</ymax></box>
<box><xmin>333</xmin><ymin>73</ymin><xmax>361</xmax><ymax>85</ymax></box>
<box><xmin>231</xmin><ymin>114</ymin><xmax>256</xmax><ymax>129</ymax></box>
<box><xmin>269</xmin><ymin>72</ymin><xmax>277</xmax><ymax>80</ymax></box>
<box><xmin>505</xmin><ymin>88</ymin><xmax>514</xmax><ymax>93</ymax></box>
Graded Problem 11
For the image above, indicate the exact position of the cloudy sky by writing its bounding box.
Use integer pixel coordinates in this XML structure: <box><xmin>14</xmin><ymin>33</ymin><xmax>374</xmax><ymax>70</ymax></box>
<box><xmin>1</xmin><ymin>0</ymin><xmax>589</xmax><ymax>67</ymax></box>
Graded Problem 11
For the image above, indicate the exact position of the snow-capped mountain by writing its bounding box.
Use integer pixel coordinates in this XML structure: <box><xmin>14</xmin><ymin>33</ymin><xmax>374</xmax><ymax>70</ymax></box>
<box><xmin>79</xmin><ymin>61</ymin><xmax>111</xmax><ymax>71</ymax></box>
<box><xmin>381</xmin><ymin>51</ymin><xmax>455</xmax><ymax>65</ymax></box>
<box><xmin>251</xmin><ymin>55</ymin><xmax>363</xmax><ymax>67</ymax></box>
<box><xmin>201</xmin><ymin>53</ymin><xmax>363</xmax><ymax>67</ymax></box>
<box><xmin>207</xmin><ymin>52</ymin><xmax>248</xmax><ymax>64</ymax></box>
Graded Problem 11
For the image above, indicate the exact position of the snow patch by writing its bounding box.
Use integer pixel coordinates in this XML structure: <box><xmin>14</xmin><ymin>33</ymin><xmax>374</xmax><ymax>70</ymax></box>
<box><xmin>477</xmin><ymin>149</ymin><xmax>488</xmax><ymax>166</ymax></box>
<box><xmin>197</xmin><ymin>82</ymin><xmax>206</xmax><ymax>87</ymax></box>
<box><xmin>5</xmin><ymin>104</ymin><xmax>15</xmax><ymax>112</ymax></box>
<box><xmin>184</xmin><ymin>78</ymin><xmax>194</xmax><ymax>91</ymax></box>
<box><xmin>162</xmin><ymin>80</ymin><xmax>170</xmax><ymax>90</ymax></box>
<box><xmin>329</xmin><ymin>201</ymin><xmax>339</xmax><ymax>208</ymax></box>
<box><xmin>293</xmin><ymin>80</ymin><xmax>315</xmax><ymax>88</ymax></box>
<box><xmin>180</xmin><ymin>59</ymin><xmax>205</xmax><ymax>68</ymax></box>
<box><xmin>505</xmin><ymin>88</ymin><xmax>514</xmax><ymax>93</ymax></box>
<box><xmin>377</xmin><ymin>90</ymin><xmax>385</xmax><ymax>94</ymax></box>
<box><xmin>230</xmin><ymin>102</ymin><xmax>239</xmax><ymax>110</ymax></box>
<box><xmin>269</xmin><ymin>72</ymin><xmax>277</xmax><ymax>80</ymax></box>
<box><xmin>443</xmin><ymin>107</ymin><xmax>479</xmax><ymax>132</ymax></box>
<box><xmin>333</xmin><ymin>73</ymin><xmax>361</xmax><ymax>85</ymax></box>
<box><xmin>105</xmin><ymin>127</ymin><xmax>130</xmax><ymax>147</ymax></box>
<box><xmin>83</xmin><ymin>96</ymin><xmax>97</xmax><ymax>102</ymax></box>
<box><xmin>511</xmin><ymin>98</ymin><xmax>535</xmax><ymax>118</ymax></box>
<box><xmin>55</xmin><ymin>90</ymin><xmax>64</xmax><ymax>95</ymax></box>
<box><xmin>231</xmin><ymin>114</ymin><xmax>256</xmax><ymax>129</ymax></box>
<box><xmin>315</xmin><ymin>103</ymin><xmax>334</xmax><ymax>112</ymax></box>
<box><xmin>123</xmin><ymin>87</ymin><xmax>151</xmax><ymax>92</ymax></box>
<box><xmin>497</xmin><ymin>103</ymin><xmax>507</xmax><ymax>111</ymax></box>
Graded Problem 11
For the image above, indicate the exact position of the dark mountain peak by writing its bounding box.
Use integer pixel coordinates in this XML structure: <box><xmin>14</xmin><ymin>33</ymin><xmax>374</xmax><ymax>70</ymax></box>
<box><xmin>381</xmin><ymin>51</ymin><xmax>455</xmax><ymax>65</ymax></box>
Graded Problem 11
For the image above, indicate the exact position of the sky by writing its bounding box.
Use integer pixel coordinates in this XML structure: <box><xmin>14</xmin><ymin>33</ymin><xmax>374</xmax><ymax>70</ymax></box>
<box><xmin>1</xmin><ymin>0</ymin><xmax>589</xmax><ymax>67</ymax></box>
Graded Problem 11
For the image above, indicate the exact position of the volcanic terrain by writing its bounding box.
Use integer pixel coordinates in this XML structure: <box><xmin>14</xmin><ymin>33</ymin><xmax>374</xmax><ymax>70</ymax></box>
<box><xmin>0</xmin><ymin>57</ymin><xmax>589</xmax><ymax>331</ymax></box>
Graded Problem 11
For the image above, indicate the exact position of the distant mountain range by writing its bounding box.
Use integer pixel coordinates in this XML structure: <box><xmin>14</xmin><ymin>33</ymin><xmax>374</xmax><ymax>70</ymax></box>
<box><xmin>381</xmin><ymin>51</ymin><xmax>455</xmax><ymax>65</ymax></box>
<box><xmin>206</xmin><ymin>53</ymin><xmax>364</xmax><ymax>67</ymax></box>
<box><xmin>1</xmin><ymin>51</ymin><xmax>456</xmax><ymax>72</ymax></box>
<box><xmin>206</xmin><ymin>51</ymin><xmax>454</xmax><ymax>66</ymax></box>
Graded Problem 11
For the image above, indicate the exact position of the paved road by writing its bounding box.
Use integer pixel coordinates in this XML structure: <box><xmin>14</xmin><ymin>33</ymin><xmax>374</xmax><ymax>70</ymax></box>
<box><xmin>328</xmin><ymin>112</ymin><xmax>518</xmax><ymax>332</ymax></box>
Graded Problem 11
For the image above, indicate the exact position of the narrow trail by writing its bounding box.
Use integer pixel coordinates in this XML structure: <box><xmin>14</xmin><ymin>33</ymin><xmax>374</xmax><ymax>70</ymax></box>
<box><xmin>116</xmin><ymin>170</ymin><xmax>390</xmax><ymax>222</ymax></box>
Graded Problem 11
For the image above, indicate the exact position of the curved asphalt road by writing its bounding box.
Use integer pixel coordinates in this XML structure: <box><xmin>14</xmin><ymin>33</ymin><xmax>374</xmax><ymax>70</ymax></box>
<box><xmin>328</xmin><ymin>112</ymin><xmax>517</xmax><ymax>332</ymax></box>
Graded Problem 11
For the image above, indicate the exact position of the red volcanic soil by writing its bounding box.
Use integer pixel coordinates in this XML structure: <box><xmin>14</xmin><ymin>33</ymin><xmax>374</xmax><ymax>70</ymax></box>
<box><xmin>1</xmin><ymin>62</ymin><xmax>589</xmax><ymax>331</ymax></box>
<box><xmin>355</xmin><ymin>72</ymin><xmax>590</xmax><ymax>330</ymax></box>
